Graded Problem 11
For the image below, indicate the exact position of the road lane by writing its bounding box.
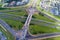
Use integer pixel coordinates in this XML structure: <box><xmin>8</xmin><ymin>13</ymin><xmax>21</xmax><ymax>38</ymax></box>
<box><xmin>1</xmin><ymin>0</ymin><xmax>60</xmax><ymax>40</ymax></box>
<box><xmin>0</xmin><ymin>19</ymin><xmax>16</xmax><ymax>37</ymax></box>
<box><xmin>27</xmin><ymin>32</ymin><xmax>60</xmax><ymax>39</ymax></box>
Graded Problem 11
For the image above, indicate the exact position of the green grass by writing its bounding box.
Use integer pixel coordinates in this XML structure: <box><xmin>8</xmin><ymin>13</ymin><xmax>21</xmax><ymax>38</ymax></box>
<box><xmin>43</xmin><ymin>37</ymin><xmax>60</xmax><ymax>40</ymax></box>
<box><xmin>35</xmin><ymin>0</ymin><xmax>60</xmax><ymax>40</ymax></box>
<box><xmin>1</xmin><ymin>18</ymin><xmax>24</xmax><ymax>30</ymax></box>
<box><xmin>33</xmin><ymin>13</ymin><xmax>55</xmax><ymax>22</ymax></box>
<box><xmin>0</xmin><ymin>4</ymin><xmax>2</xmax><ymax>7</ymax></box>
<box><xmin>0</xmin><ymin>9</ymin><xmax>55</xmax><ymax>23</ymax></box>
<box><xmin>0</xmin><ymin>0</ymin><xmax>60</xmax><ymax>40</ymax></box>
<box><xmin>4</xmin><ymin>9</ymin><xmax>27</xmax><ymax>16</ymax></box>
<box><xmin>54</xmin><ymin>37</ymin><xmax>60</xmax><ymax>40</ymax></box>
<box><xmin>29</xmin><ymin>25</ymin><xmax>60</xmax><ymax>35</ymax></box>
<box><xmin>0</xmin><ymin>6</ymin><xmax>57</xmax><ymax>23</ymax></box>
<box><xmin>0</xmin><ymin>7</ymin><xmax>56</xmax><ymax>31</ymax></box>
<box><xmin>0</xmin><ymin>9</ymin><xmax>27</xmax><ymax>30</ymax></box>
<box><xmin>0</xmin><ymin>6</ymin><xmax>59</xmax><ymax>36</ymax></box>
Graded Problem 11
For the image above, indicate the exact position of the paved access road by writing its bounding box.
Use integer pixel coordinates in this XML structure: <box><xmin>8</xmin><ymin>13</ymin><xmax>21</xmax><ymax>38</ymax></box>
<box><xmin>2</xmin><ymin>0</ymin><xmax>29</xmax><ymax>7</ymax></box>
<box><xmin>15</xmin><ymin>7</ymin><xmax>37</xmax><ymax>40</ymax></box>
<box><xmin>27</xmin><ymin>32</ymin><xmax>60</xmax><ymax>39</ymax></box>
<box><xmin>0</xmin><ymin>32</ymin><xmax>7</xmax><ymax>40</ymax></box>
<box><xmin>14</xmin><ymin>0</ymin><xmax>38</xmax><ymax>39</ymax></box>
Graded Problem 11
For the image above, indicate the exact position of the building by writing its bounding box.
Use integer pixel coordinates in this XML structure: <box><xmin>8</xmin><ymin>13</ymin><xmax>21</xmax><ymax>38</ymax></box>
<box><xmin>40</xmin><ymin>0</ymin><xmax>60</xmax><ymax>15</ymax></box>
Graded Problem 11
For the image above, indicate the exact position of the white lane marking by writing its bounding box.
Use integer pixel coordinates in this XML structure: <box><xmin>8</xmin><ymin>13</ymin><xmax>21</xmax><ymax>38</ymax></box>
<box><xmin>0</xmin><ymin>24</ymin><xmax>7</xmax><ymax>31</ymax></box>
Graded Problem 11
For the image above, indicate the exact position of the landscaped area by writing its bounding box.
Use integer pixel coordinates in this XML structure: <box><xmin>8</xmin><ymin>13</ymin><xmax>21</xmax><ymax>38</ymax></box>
<box><xmin>0</xmin><ymin>8</ymin><xmax>60</xmax><ymax>34</ymax></box>
<box><xmin>0</xmin><ymin>0</ymin><xmax>60</xmax><ymax>40</ymax></box>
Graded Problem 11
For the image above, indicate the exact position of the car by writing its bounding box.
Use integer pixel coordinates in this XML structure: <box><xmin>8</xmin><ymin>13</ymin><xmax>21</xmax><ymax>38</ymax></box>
<box><xmin>16</xmin><ymin>1</ymin><xmax>21</xmax><ymax>6</ymax></box>
<box><xmin>0</xmin><ymin>32</ymin><xmax>7</xmax><ymax>40</ymax></box>
<box><xmin>9</xmin><ymin>1</ymin><xmax>16</xmax><ymax>7</ymax></box>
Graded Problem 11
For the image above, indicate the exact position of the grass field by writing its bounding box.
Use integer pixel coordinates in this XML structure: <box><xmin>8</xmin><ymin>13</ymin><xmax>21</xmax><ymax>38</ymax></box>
<box><xmin>43</xmin><ymin>37</ymin><xmax>60</xmax><ymax>40</ymax></box>
<box><xmin>1</xmin><ymin>18</ymin><xmax>24</xmax><ymax>30</ymax></box>
<box><xmin>29</xmin><ymin>24</ymin><xmax>60</xmax><ymax>35</ymax></box>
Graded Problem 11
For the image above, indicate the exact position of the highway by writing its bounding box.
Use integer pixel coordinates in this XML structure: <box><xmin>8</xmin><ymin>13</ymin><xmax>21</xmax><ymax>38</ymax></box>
<box><xmin>0</xmin><ymin>32</ymin><xmax>7</xmax><ymax>40</ymax></box>
<box><xmin>0</xmin><ymin>9</ymin><xmax>23</xmax><ymax>12</ymax></box>
<box><xmin>15</xmin><ymin>0</ymin><xmax>38</xmax><ymax>39</ymax></box>
<box><xmin>0</xmin><ymin>0</ymin><xmax>60</xmax><ymax>40</ymax></box>
<box><xmin>15</xmin><ymin>7</ymin><xmax>36</xmax><ymax>40</ymax></box>
<box><xmin>38</xmin><ymin>0</ymin><xmax>60</xmax><ymax>22</ymax></box>
<box><xmin>26</xmin><ymin>0</ymin><xmax>60</xmax><ymax>39</ymax></box>
<box><xmin>0</xmin><ymin>12</ymin><xmax>60</xmax><ymax>29</ymax></box>
<box><xmin>39</xmin><ymin>11</ymin><xmax>60</xmax><ymax>22</ymax></box>
<box><xmin>16</xmin><ymin>0</ymin><xmax>39</xmax><ymax>40</ymax></box>
<box><xmin>1</xmin><ymin>12</ymin><xmax>59</xmax><ymax>28</ymax></box>
<box><xmin>0</xmin><ymin>19</ymin><xmax>16</xmax><ymax>37</ymax></box>
<box><xmin>27</xmin><ymin>32</ymin><xmax>60</xmax><ymax>39</ymax></box>
<box><xmin>0</xmin><ymin>12</ymin><xmax>55</xmax><ymax>24</ymax></box>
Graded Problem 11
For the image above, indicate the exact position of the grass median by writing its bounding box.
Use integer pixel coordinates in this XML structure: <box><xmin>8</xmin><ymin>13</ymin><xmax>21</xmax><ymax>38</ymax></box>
<box><xmin>29</xmin><ymin>24</ymin><xmax>60</xmax><ymax>35</ymax></box>
<box><xmin>0</xmin><ymin>7</ymin><xmax>59</xmax><ymax>35</ymax></box>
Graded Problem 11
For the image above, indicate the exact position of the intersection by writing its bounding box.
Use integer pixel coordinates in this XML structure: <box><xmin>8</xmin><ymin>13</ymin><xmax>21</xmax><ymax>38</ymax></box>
<box><xmin>0</xmin><ymin>0</ymin><xmax>60</xmax><ymax>40</ymax></box>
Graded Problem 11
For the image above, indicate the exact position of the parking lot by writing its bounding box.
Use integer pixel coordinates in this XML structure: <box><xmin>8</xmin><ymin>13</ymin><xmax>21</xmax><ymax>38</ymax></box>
<box><xmin>2</xmin><ymin>0</ymin><xmax>29</xmax><ymax>7</ymax></box>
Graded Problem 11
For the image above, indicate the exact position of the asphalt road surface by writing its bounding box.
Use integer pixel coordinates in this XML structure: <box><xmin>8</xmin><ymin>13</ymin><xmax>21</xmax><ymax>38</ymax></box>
<box><xmin>0</xmin><ymin>19</ymin><xmax>16</xmax><ymax>37</ymax></box>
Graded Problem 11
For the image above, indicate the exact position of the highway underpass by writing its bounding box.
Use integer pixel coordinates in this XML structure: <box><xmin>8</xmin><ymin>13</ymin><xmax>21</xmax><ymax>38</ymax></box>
<box><xmin>0</xmin><ymin>0</ymin><xmax>60</xmax><ymax>40</ymax></box>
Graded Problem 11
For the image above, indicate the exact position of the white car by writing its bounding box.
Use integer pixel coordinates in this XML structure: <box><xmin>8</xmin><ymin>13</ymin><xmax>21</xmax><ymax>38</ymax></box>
<box><xmin>16</xmin><ymin>1</ymin><xmax>21</xmax><ymax>6</ymax></box>
<box><xmin>16</xmin><ymin>1</ymin><xmax>24</xmax><ymax>6</ymax></box>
